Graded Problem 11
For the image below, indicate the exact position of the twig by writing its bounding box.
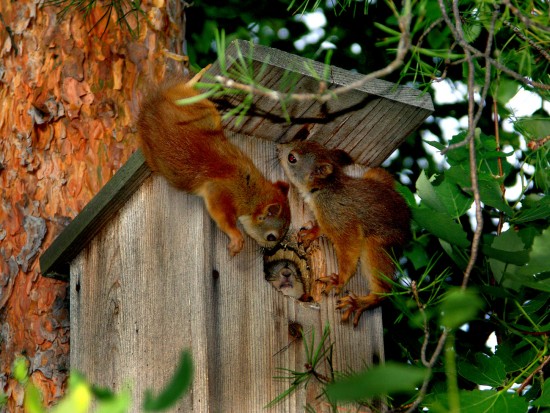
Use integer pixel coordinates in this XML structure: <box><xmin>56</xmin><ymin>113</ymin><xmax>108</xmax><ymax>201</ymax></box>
<box><xmin>444</xmin><ymin>0</ymin><xmax>485</xmax><ymax>289</ymax></box>
<box><xmin>436</xmin><ymin>1</ymin><xmax>550</xmax><ymax>90</ymax></box>
<box><xmin>501</xmin><ymin>0</ymin><xmax>550</xmax><ymax>33</ymax></box>
<box><xmin>404</xmin><ymin>3</ymin><xmax>502</xmax><ymax>410</ymax></box>
<box><xmin>411</xmin><ymin>281</ymin><xmax>430</xmax><ymax>368</ymax></box>
<box><xmin>527</xmin><ymin>135</ymin><xmax>550</xmax><ymax>151</ymax></box>
<box><xmin>212</xmin><ymin>0</ymin><xmax>413</xmax><ymax>104</ymax></box>
<box><xmin>503</xmin><ymin>20</ymin><xmax>550</xmax><ymax>64</ymax></box>
<box><xmin>516</xmin><ymin>355</ymin><xmax>550</xmax><ymax>394</ymax></box>
<box><xmin>403</xmin><ymin>330</ymin><xmax>449</xmax><ymax>413</ymax></box>
<box><xmin>494</xmin><ymin>98</ymin><xmax>506</xmax><ymax>235</ymax></box>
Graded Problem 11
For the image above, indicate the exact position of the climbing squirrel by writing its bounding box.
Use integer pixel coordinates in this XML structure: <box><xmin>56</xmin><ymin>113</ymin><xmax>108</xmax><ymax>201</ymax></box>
<box><xmin>137</xmin><ymin>71</ymin><xmax>291</xmax><ymax>255</ymax></box>
<box><xmin>278</xmin><ymin>141</ymin><xmax>411</xmax><ymax>326</ymax></box>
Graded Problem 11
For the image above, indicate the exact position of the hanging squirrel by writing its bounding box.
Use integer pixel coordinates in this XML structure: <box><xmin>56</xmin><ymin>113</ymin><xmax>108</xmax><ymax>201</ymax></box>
<box><xmin>279</xmin><ymin>140</ymin><xmax>411</xmax><ymax>326</ymax></box>
<box><xmin>137</xmin><ymin>69</ymin><xmax>291</xmax><ymax>255</ymax></box>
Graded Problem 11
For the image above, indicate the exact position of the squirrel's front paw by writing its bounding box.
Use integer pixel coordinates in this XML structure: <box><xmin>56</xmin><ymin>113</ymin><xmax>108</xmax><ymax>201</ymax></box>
<box><xmin>317</xmin><ymin>273</ymin><xmax>343</xmax><ymax>294</ymax></box>
<box><xmin>228</xmin><ymin>235</ymin><xmax>245</xmax><ymax>256</ymax></box>
<box><xmin>298</xmin><ymin>221</ymin><xmax>321</xmax><ymax>248</ymax></box>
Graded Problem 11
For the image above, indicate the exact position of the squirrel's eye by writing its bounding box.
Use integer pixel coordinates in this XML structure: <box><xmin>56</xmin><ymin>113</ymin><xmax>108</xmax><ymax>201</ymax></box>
<box><xmin>288</xmin><ymin>153</ymin><xmax>297</xmax><ymax>164</ymax></box>
<box><xmin>267</xmin><ymin>234</ymin><xmax>277</xmax><ymax>242</ymax></box>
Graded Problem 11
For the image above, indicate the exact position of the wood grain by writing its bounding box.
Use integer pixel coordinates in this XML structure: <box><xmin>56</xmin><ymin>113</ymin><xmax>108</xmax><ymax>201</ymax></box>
<box><xmin>70</xmin><ymin>135</ymin><xmax>383</xmax><ymax>412</ymax></box>
<box><xmin>207</xmin><ymin>40</ymin><xmax>433</xmax><ymax>166</ymax></box>
<box><xmin>40</xmin><ymin>150</ymin><xmax>151</xmax><ymax>280</ymax></box>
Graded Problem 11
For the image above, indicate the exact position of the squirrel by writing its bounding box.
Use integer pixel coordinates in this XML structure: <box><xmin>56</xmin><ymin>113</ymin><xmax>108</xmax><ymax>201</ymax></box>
<box><xmin>264</xmin><ymin>260</ymin><xmax>305</xmax><ymax>300</ymax></box>
<box><xmin>278</xmin><ymin>140</ymin><xmax>411</xmax><ymax>326</ymax></box>
<box><xmin>137</xmin><ymin>70</ymin><xmax>291</xmax><ymax>256</ymax></box>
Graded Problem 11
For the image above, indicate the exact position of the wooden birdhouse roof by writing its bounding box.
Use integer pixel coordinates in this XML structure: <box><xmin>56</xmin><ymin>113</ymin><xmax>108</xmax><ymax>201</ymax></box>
<box><xmin>212</xmin><ymin>40</ymin><xmax>433</xmax><ymax>166</ymax></box>
<box><xmin>40</xmin><ymin>39</ymin><xmax>433</xmax><ymax>279</ymax></box>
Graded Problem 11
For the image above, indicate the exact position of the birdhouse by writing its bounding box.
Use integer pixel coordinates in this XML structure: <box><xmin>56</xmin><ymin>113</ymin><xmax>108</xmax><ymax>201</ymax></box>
<box><xmin>40</xmin><ymin>40</ymin><xmax>433</xmax><ymax>412</ymax></box>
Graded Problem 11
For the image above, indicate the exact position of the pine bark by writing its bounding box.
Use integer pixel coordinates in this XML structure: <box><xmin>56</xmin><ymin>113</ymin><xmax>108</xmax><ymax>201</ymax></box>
<box><xmin>0</xmin><ymin>0</ymin><xmax>186</xmax><ymax>409</ymax></box>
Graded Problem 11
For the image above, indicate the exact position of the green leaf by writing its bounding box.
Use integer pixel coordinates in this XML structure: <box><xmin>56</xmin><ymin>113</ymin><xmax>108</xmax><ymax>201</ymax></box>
<box><xmin>326</xmin><ymin>362</ymin><xmax>426</xmax><ymax>402</ymax></box>
<box><xmin>515</xmin><ymin>117</ymin><xmax>550</xmax><ymax>140</ymax></box>
<box><xmin>24</xmin><ymin>385</ymin><xmax>45</xmax><ymax>413</ymax></box>
<box><xmin>95</xmin><ymin>389</ymin><xmax>131</xmax><ymax>413</ymax></box>
<box><xmin>427</xmin><ymin>389</ymin><xmax>528</xmax><ymax>413</ymax></box>
<box><xmin>416</xmin><ymin>171</ymin><xmax>472</xmax><ymax>218</ymax></box>
<box><xmin>50</xmin><ymin>373</ymin><xmax>92</xmax><ymax>413</ymax></box>
<box><xmin>495</xmin><ymin>341</ymin><xmax>538</xmax><ymax>373</ymax></box>
<box><xmin>463</xmin><ymin>22</ymin><xmax>482</xmax><ymax>43</ymax></box>
<box><xmin>533</xmin><ymin>378</ymin><xmax>550</xmax><ymax>407</ymax></box>
<box><xmin>477</xmin><ymin>174</ymin><xmax>513</xmax><ymax>216</ymax></box>
<box><xmin>143</xmin><ymin>350</ymin><xmax>193</xmax><ymax>411</ymax></box>
<box><xmin>405</xmin><ymin>242</ymin><xmax>430</xmax><ymax>270</ymax></box>
<box><xmin>13</xmin><ymin>357</ymin><xmax>29</xmax><ymax>383</ymax></box>
<box><xmin>513</xmin><ymin>195</ymin><xmax>550</xmax><ymax>223</ymax></box>
<box><xmin>425</xmin><ymin>140</ymin><xmax>446</xmax><ymax>151</ymax></box>
<box><xmin>517</xmin><ymin>228</ymin><xmax>550</xmax><ymax>276</ymax></box>
<box><xmin>504</xmin><ymin>272</ymin><xmax>550</xmax><ymax>292</ymax></box>
<box><xmin>487</xmin><ymin>229</ymin><xmax>529</xmax><ymax>283</ymax></box>
<box><xmin>412</xmin><ymin>207</ymin><xmax>470</xmax><ymax>249</ymax></box>
<box><xmin>495</xmin><ymin>79</ymin><xmax>519</xmax><ymax>107</ymax></box>
<box><xmin>458</xmin><ymin>353</ymin><xmax>506</xmax><ymax>387</ymax></box>
<box><xmin>483</xmin><ymin>244</ymin><xmax>529</xmax><ymax>266</ymax></box>
<box><xmin>440</xmin><ymin>288</ymin><xmax>483</xmax><ymax>329</ymax></box>
<box><xmin>416</xmin><ymin>171</ymin><xmax>445</xmax><ymax>212</ymax></box>
<box><xmin>459</xmin><ymin>389</ymin><xmax>528</xmax><ymax>413</ymax></box>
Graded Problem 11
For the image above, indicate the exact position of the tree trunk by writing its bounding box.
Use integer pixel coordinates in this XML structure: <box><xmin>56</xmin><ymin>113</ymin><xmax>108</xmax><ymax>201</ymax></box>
<box><xmin>0</xmin><ymin>0</ymin><xmax>186</xmax><ymax>409</ymax></box>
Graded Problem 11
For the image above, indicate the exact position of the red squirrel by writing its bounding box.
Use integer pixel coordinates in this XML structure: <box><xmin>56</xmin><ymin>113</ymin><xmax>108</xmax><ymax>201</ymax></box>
<box><xmin>137</xmin><ymin>71</ymin><xmax>291</xmax><ymax>255</ymax></box>
<box><xmin>279</xmin><ymin>141</ymin><xmax>411</xmax><ymax>326</ymax></box>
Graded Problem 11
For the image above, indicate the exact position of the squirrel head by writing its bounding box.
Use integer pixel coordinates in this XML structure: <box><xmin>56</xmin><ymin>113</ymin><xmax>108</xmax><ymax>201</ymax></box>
<box><xmin>264</xmin><ymin>259</ymin><xmax>305</xmax><ymax>299</ymax></box>
<box><xmin>239</xmin><ymin>181</ymin><xmax>291</xmax><ymax>250</ymax></box>
<box><xmin>278</xmin><ymin>141</ymin><xmax>353</xmax><ymax>198</ymax></box>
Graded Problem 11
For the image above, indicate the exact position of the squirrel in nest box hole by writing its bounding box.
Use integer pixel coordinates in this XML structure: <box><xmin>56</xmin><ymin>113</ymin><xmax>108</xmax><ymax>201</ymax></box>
<box><xmin>137</xmin><ymin>68</ymin><xmax>291</xmax><ymax>256</ymax></box>
<box><xmin>278</xmin><ymin>140</ymin><xmax>411</xmax><ymax>326</ymax></box>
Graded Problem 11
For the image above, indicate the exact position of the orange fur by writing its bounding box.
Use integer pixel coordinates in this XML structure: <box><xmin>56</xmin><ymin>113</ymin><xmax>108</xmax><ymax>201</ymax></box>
<box><xmin>138</xmin><ymin>74</ymin><xmax>291</xmax><ymax>255</ymax></box>
<box><xmin>281</xmin><ymin>141</ymin><xmax>410</xmax><ymax>326</ymax></box>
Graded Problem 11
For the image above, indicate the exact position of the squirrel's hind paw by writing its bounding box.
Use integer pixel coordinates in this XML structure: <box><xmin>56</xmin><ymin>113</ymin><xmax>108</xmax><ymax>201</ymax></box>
<box><xmin>337</xmin><ymin>293</ymin><xmax>381</xmax><ymax>327</ymax></box>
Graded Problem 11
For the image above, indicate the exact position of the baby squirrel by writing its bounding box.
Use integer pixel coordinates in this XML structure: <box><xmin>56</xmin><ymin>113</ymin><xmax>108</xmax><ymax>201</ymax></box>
<box><xmin>279</xmin><ymin>141</ymin><xmax>411</xmax><ymax>326</ymax></box>
<box><xmin>137</xmin><ymin>71</ymin><xmax>291</xmax><ymax>255</ymax></box>
<box><xmin>264</xmin><ymin>260</ymin><xmax>305</xmax><ymax>300</ymax></box>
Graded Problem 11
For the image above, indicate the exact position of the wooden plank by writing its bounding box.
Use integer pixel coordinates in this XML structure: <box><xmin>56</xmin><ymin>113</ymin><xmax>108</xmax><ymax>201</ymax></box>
<box><xmin>208</xmin><ymin>40</ymin><xmax>433</xmax><ymax>165</ymax></box>
<box><xmin>208</xmin><ymin>132</ymin><xmax>384</xmax><ymax>411</ymax></box>
<box><xmin>70</xmin><ymin>172</ymin><xmax>212</xmax><ymax>412</ymax></box>
<box><xmin>70</xmin><ymin>133</ymin><xmax>384</xmax><ymax>412</ymax></box>
<box><xmin>39</xmin><ymin>150</ymin><xmax>151</xmax><ymax>280</ymax></box>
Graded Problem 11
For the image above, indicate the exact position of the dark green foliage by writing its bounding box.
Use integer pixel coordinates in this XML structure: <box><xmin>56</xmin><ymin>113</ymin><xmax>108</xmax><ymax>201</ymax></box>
<box><xmin>326</xmin><ymin>362</ymin><xmax>426</xmax><ymax>402</ymax></box>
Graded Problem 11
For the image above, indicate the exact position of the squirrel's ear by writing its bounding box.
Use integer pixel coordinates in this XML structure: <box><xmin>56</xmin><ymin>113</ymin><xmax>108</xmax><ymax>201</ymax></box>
<box><xmin>332</xmin><ymin>149</ymin><xmax>353</xmax><ymax>166</ymax></box>
<box><xmin>266</xmin><ymin>203</ymin><xmax>282</xmax><ymax>217</ymax></box>
<box><xmin>315</xmin><ymin>163</ymin><xmax>333</xmax><ymax>178</ymax></box>
<box><xmin>274</xmin><ymin>181</ymin><xmax>289</xmax><ymax>196</ymax></box>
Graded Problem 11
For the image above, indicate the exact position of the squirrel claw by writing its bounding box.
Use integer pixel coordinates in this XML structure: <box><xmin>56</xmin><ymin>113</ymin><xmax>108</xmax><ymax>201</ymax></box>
<box><xmin>337</xmin><ymin>293</ymin><xmax>368</xmax><ymax>327</ymax></box>
<box><xmin>297</xmin><ymin>221</ymin><xmax>320</xmax><ymax>248</ymax></box>
<box><xmin>317</xmin><ymin>273</ymin><xmax>342</xmax><ymax>294</ymax></box>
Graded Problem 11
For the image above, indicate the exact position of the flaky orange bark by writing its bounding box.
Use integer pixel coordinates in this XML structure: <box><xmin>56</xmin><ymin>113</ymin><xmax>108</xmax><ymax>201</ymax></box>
<box><xmin>0</xmin><ymin>0</ymin><xmax>186</xmax><ymax>409</ymax></box>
